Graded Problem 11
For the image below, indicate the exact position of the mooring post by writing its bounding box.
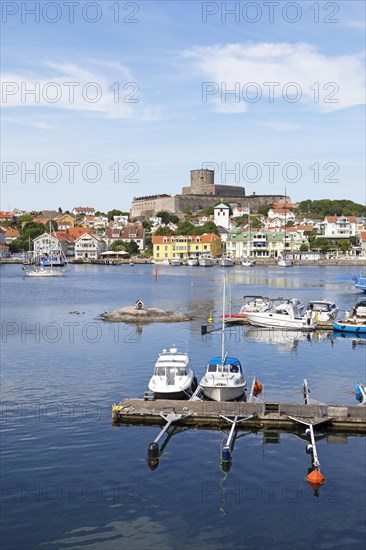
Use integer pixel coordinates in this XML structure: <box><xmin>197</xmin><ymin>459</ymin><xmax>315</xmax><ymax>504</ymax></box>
<box><xmin>147</xmin><ymin>412</ymin><xmax>191</xmax><ymax>460</ymax></box>
<box><xmin>303</xmin><ymin>379</ymin><xmax>309</xmax><ymax>404</ymax></box>
<box><xmin>220</xmin><ymin>414</ymin><xmax>255</xmax><ymax>466</ymax></box>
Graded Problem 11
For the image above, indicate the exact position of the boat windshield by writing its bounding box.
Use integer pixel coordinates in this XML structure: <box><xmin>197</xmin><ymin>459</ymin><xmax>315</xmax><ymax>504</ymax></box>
<box><xmin>207</xmin><ymin>364</ymin><xmax>240</xmax><ymax>374</ymax></box>
<box><xmin>155</xmin><ymin>366</ymin><xmax>187</xmax><ymax>376</ymax></box>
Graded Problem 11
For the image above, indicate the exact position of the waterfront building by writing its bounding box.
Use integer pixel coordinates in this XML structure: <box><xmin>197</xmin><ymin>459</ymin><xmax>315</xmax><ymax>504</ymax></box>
<box><xmin>226</xmin><ymin>228</ymin><xmax>307</xmax><ymax>259</ymax></box>
<box><xmin>74</xmin><ymin>233</ymin><xmax>106</xmax><ymax>260</ymax></box>
<box><xmin>152</xmin><ymin>233</ymin><xmax>221</xmax><ymax>261</ymax></box>
<box><xmin>320</xmin><ymin>215</ymin><xmax>357</xmax><ymax>240</ymax></box>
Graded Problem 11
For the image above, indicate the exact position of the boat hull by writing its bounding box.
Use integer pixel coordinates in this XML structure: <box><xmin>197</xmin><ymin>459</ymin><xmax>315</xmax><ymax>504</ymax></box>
<box><xmin>25</xmin><ymin>270</ymin><xmax>65</xmax><ymax>277</ymax></box>
<box><xmin>246</xmin><ymin>312</ymin><xmax>311</xmax><ymax>330</ymax></box>
<box><xmin>200</xmin><ymin>384</ymin><xmax>246</xmax><ymax>402</ymax></box>
<box><xmin>149</xmin><ymin>377</ymin><xmax>197</xmax><ymax>400</ymax></box>
<box><xmin>333</xmin><ymin>320</ymin><xmax>366</xmax><ymax>333</ymax></box>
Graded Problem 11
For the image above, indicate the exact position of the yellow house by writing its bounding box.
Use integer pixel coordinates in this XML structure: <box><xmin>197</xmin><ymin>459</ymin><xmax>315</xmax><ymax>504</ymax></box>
<box><xmin>152</xmin><ymin>233</ymin><xmax>222</xmax><ymax>261</ymax></box>
<box><xmin>55</xmin><ymin>213</ymin><xmax>76</xmax><ymax>229</ymax></box>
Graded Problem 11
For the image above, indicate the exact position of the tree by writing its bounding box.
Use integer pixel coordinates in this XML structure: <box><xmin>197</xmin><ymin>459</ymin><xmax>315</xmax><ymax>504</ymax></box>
<box><xmin>111</xmin><ymin>239</ymin><xmax>125</xmax><ymax>252</ymax></box>
<box><xmin>300</xmin><ymin>243</ymin><xmax>309</xmax><ymax>252</ymax></box>
<box><xmin>153</xmin><ymin>226</ymin><xmax>172</xmax><ymax>236</ymax></box>
<box><xmin>176</xmin><ymin>221</ymin><xmax>196</xmax><ymax>235</ymax></box>
<box><xmin>18</xmin><ymin>214</ymin><xmax>33</xmax><ymax>223</ymax></box>
<box><xmin>196</xmin><ymin>221</ymin><xmax>219</xmax><ymax>235</ymax></box>
<box><xmin>142</xmin><ymin>220</ymin><xmax>152</xmax><ymax>231</ymax></box>
<box><xmin>338</xmin><ymin>239</ymin><xmax>351</xmax><ymax>253</ymax></box>
<box><xmin>107</xmin><ymin>209</ymin><xmax>125</xmax><ymax>221</ymax></box>
<box><xmin>58</xmin><ymin>207</ymin><xmax>63</xmax><ymax>213</ymax></box>
<box><xmin>124</xmin><ymin>240</ymin><xmax>139</xmax><ymax>255</ymax></box>
<box><xmin>156</xmin><ymin>211</ymin><xmax>171</xmax><ymax>225</ymax></box>
<box><xmin>169</xmin><ymin>214</ymin><xmax>180</xmax><ymax>225</ymax></box>
<box><xmin>257</xmin><ymin>204</ymin><xmax>273</xmax><ymax>216</ymax></box>
<box><xmin>183</xmin><ymin>207</ymin><xmax>192</xmax><ymax>217</ymax></box>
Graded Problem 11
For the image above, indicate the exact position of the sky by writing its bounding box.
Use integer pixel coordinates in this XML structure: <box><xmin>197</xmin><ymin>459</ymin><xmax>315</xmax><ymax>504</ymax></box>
<box><xmin>1</xmin><ymin>0</ymin><xmax>365</xmax><ymax>212</ymax></box>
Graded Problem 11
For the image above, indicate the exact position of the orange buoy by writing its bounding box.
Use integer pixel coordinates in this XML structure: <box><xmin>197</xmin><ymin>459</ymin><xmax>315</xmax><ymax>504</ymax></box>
<box><xmin>253</xmin><ymin>380</ymin><xmax>263</xmax><ymax>396</ymax></box>
<box><xmin>307</xmin><ymin>469</ymin><xmax>325</xmax><ymax>487</ymax></box>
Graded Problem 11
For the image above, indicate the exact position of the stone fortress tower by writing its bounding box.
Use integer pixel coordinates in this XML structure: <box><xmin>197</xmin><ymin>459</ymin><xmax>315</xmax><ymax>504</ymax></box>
<box><xmin>182</xmin><ymin>169</ymin><xmax>245</xmax><ymax>198</ymax></box>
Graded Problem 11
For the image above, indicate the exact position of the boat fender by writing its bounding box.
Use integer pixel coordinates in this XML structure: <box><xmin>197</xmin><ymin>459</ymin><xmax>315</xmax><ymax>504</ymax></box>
<box><xmin>253</xmin><ymin>381</ymin><xmax>263</xmax><ymax>397</ymax></box>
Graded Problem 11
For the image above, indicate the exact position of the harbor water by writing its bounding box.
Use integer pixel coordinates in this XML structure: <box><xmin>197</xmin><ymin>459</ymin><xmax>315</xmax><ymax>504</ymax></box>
<box><xmin>1</xmin><ymin>263</ymin><xmax>365</xmax><ymax>549</ymax></box>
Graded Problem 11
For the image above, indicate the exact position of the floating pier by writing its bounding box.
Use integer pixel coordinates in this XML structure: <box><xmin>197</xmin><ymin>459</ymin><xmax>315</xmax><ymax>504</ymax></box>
<box><xmin>112</xmin><ymin>398</ymin><xmax>366</xmax><ymax>432</ymax></box>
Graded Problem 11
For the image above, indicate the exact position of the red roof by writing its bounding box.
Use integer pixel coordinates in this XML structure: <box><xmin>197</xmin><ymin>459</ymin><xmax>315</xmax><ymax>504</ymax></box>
<box><xmin>325</xmin><ymin>215</ymin><xmax>357</xmax><ymax>223</ymax></box>
<box><xmin>54</xmin><ymin>228</ymin><xmax>92</xmax><ymax>242</ymax></box>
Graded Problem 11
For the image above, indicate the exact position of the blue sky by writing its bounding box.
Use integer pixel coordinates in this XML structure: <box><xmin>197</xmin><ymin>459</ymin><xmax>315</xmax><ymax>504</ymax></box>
<box><xmin>1</xmin><ymin>0</ymin><xmax>365</xmax><ymax>211</ymax></box>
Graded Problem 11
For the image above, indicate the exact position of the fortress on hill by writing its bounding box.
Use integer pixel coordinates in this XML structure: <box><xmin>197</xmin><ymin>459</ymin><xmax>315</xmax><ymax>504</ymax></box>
<box><xmin>131</xmin><ymin>169</ymin><xmax>284</xmax><ymax>218</ymax></box>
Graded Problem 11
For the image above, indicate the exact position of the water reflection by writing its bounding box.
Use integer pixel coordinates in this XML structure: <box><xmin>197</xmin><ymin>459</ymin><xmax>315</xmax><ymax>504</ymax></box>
<box><xmin>244</xmin><ymin>327</ymin><xmax>332</xmax><ymax>352</ymax></box>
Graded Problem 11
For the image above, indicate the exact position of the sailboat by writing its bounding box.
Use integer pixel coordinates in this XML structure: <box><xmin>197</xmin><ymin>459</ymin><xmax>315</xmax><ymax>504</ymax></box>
<box><xmin>24</xmin><ymin>223</ymin><xmax>68</xmax><ymax>277</ymax></box>
<box><xmin>277</xmin><ymin>190</ymin><xmax>293</xmax><ymax>267</ymax></box>
<box><xmin>199</xmin><ymin>277</ymin><xmax>246</xmax><ymax>401</ymax></box>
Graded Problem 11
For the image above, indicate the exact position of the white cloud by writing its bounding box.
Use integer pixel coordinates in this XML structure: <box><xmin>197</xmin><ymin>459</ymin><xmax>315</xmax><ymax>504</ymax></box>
<box><xmin>183</xmin><ymin>42</ymin><xmax>365</xmax><ymax>113</ymax></box>
<box><xmin>1</xmin><ymin>60</ymin><xmax>161</xmax><ymax>120</ymax></box>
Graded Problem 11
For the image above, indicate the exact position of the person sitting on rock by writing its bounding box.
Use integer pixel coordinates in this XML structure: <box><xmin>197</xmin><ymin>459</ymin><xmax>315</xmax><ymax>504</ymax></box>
<box><xmin>135</xmin><ymin>299</ymin><xmax>144</xmax><ymax>310</ymax></box>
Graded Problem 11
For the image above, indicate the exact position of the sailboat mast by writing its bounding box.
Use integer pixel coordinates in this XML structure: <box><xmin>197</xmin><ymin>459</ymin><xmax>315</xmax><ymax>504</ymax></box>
<box><xmin>221</xmin><ymin>276</ymin><xmax>226</xmax><ymax>364</ymax></box>
<box><xmin>284</xmin><ymin>187</ymin><xmax>287</xmax><ymax>257</ymax></box>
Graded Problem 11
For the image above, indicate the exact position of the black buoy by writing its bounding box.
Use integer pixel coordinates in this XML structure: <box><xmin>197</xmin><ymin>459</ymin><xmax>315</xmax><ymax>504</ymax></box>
<box><xmin>148</xmin><ymin>442</ymin><xmax>159</xmax><ymax>459</ymax></box>
<box><xmin>147</xmin><ymin>458</ymin><xmax>159</xmax><ymax>471</ymax></box>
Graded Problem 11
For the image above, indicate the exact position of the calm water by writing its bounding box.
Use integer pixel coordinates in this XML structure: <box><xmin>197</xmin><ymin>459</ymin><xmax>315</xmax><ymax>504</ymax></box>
<box><xmin>1</xmin><ymin>263</ymin><xmax>365</xmax><ymax>550</ymax></box>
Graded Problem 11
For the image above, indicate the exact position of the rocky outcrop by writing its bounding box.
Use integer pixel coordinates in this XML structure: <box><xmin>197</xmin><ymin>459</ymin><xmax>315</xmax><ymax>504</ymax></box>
<box><xmin>101</xmin><ymin>306</ymin><xmax>193</xmax><ymax>324</ymax></box>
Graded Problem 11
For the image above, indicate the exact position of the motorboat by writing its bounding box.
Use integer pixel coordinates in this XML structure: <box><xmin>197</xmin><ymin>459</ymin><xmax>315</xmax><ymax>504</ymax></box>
<box><xmin>24</xmin><ymin>267</ymin><xmax>65</xmax><ymax>277</ymax></box>
<box><xmin>246</xmin><ymin>298</ymin><xmax>315</xmax><ymax>330</ymax></box>
<box><xmin>306</xmin><ymin>300</ymin><xmax>338</xmax><ymax>323</ymax></box>
<box><xmin>199</xmin><ymin>253</ymin><xmax>215</xmax><ymax>266</ymax></box>
<box><xmin>199</xmin><ymin>277</ymin><xmax>246</xmax><ymax>401</ymax></box>
<box><xmin>170</xmin><ymin>258</ymin><xmax>183</xmax><ymax>266</ymax></box>
<box><xmin>353</xmin><ymin>274</ymin><xmax>366</xmax><ymax>292</ymax></box>
<box><xmin>223</xmin><ymin>295</ymin><xmax>272</xmax><ymax>323</ymax></box>
<box><xmin>242</xmin><ymin>259</ymin><xmax>255</xmax><ymax>267</ymax></box>
<box><xmin>199</xmin><ymin>355</ymin><xmax>246</xmax><ymax>402</ymax></box>
<box><xmin>278</xmin><ymin>256</ymin><xmax>293</xmax><ymax>267</ymax></box>
<box><xmin>219</xmin><ymin>255</ymin><xmax>235</xmax><ymax>267</ymax></box>
<box><xmin>333</xmin><ymin>301</ymin><xmax>366</xmax><ymax>334</ymax></box>
<box><xmin>187</xmin><ymin>257</ymin><xmax>199</xmax><ymax>266</ymax></box>
<box><xmin>148</xmin><ymin>346</ymin><xmax>197</xmax><ymax>399</ymax></box>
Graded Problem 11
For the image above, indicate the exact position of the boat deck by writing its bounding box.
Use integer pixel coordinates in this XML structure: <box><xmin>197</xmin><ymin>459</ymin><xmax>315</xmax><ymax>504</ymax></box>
<box><xmin>112</xmin><ymin>398</ymin><xmax>366</xmax><ymax>433</ymax></box>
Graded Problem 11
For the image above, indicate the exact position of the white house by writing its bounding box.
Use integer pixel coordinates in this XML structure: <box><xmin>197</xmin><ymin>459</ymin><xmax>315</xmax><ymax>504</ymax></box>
<box><xmin>214</xmin><ymin>203</ymin><xmax>230</xmax><ymax>231</ymax></box>
<box><xmin>72</xmin><ymin>207</ymin><xmax>96</xmax><ymax>216</ymax></box>
<box><xmin>267</xmin><ymin>207</ymin><xmax>295</xmax><ymax>225</ymax></box>
<box><xmin>74</xmin><ymin>233</ymin><xmax>106</xmax><ymax>259</ymax></box>
<box><xmin>321</xmin><ymin>215</ymin><xmax>357</xmax><ymax>239</ymax></box>
<box><xmin>33</xmin><ymin>232</ymin><xmax>66</xmax><ymax>257</ymax></box>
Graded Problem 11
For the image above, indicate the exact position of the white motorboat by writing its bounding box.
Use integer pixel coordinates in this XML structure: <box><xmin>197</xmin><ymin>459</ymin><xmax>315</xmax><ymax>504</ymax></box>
<box><xmin>219</xmin><ymin>255</ymin><xmax>235</xmax><ymax>267</ymax></box>
<box><xmin>148</xmin><ymin>346</ymin><xmax>197</xmax><ymax>399</ymax></box>
<box><xmin>306</xmin><ymin>300</ymin><xmax>338</xmax><ymax>323</ymax></box>
<box><xmin>246</xmin><ymin>298</ymin><xmax>315</xmax><ymax>330</ymax></box>
<box><xmin>25</xmin><ymin>267</ymin><xmax>65</xmax><ymax>277</ymax></box>
<box><xmin>170</xmin><ymin>258</ymin><xmax>183</xmax><ymax>266</ymax></box>
<box><xmin>223</xmin><ymin>295</ymin><xmax>272</xmax><ymax>324</ymax></box>
<box><xmin>278</xmin><ymin>256</ymin><xmax>293</xmax><ymax>267</ymax></box>
<box><xmin>187</xmin><ymin>257</ymin><xmax>199</xmax><ymax>266</ymax></box>
<box><xmin>199</xmin><ymin>253</ymin><xmax>215</xmax><ymax>266</ymax></box>
<box><xmin>242</xmin><ymin>259</ymin><xmax>255</xmax><ymax>267</ymax></box>
<box><xmin>199</xmin><ymin>277</ymin><xmax>246</xmax><ymax>401</ymax></box>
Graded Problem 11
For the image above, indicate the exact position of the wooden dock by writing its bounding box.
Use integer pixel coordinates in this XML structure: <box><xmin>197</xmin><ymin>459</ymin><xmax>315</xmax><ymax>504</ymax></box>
<box><xmin>112</xmin><ymin>398</ymin><xmax>366</xmax><ymax>433</ymax></box>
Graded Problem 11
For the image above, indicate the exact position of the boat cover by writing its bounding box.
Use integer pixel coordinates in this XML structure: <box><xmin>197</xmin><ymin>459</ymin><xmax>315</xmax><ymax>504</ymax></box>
<box><xmin>208</xmin><ymin>356</ymin><xmax>241</xmax><ymax>366</ymax></box>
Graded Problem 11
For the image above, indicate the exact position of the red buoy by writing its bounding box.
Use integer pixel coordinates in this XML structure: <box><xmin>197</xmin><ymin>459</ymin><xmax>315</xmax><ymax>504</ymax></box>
<box><xmin>307</xmin><ymin>469</ymin><xmax>325</xmax><ymax>487</ymax></box>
